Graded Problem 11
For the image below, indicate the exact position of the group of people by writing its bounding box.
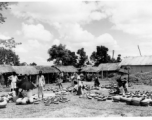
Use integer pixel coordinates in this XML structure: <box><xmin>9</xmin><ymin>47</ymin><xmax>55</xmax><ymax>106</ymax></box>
<box><xmin>5</xmin><ymin>69</ymin><xmax>129</xmax><ymax>101</ymax></box>
<box><xmin>7</xmin><ymin>71</ymin><xmax>46</xmax><ymax>100</ymax></box>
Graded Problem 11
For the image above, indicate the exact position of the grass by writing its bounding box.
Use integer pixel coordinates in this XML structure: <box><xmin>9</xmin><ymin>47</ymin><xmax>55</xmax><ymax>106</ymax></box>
<box><xmin>0</xmin><ymin>80</ymin><xmax>152</xmax><ymax>117</ymax></box>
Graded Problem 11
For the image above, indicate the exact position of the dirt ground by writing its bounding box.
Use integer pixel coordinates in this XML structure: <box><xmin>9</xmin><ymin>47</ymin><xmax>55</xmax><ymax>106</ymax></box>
<box><xmin>0</xmin><ymin>80</ymin><xmax>152</xmax><ymax>117</ymax></box>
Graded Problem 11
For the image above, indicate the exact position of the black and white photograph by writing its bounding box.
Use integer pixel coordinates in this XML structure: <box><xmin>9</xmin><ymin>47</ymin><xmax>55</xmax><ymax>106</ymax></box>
<box><xmin>0</xmin><ymin>0</ymin><xmax>152</xmax><ymax>117</ymax></box>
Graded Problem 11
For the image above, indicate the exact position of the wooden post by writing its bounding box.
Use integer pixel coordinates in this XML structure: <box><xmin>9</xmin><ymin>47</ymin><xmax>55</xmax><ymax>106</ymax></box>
<box><xmin>102</xmin><ymin>67</ymin><xmax>103</xmax><ymax>79</ymax></box>
<box><xmin>48</xmin><ymin>73</ymin><xmax>49</xmax><ymax>84</ymax></box>
<box><xmin>138</xmin><ymin>45</ymin><xmax>142</xmax><ymax>56</ymax></box>
<box><xmin>128</xmin><ymin>66</ymin><xmax>130</xmax><ymax>87</ymax></box>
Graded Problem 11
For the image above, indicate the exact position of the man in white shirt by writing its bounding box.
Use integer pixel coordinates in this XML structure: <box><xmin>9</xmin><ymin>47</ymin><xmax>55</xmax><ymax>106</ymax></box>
<box><xmin>36</xmin><ymin>71</ymin><xmax>45</xmax><ymax>99</ymax></box>
<box><xmin>8</xmin><ymin>72</ymin><xmax>18</xmax><ymax>94</ymax></box>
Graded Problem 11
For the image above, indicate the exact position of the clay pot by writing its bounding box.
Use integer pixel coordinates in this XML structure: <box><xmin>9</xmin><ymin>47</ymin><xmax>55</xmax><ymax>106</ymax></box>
<box><xmin>131</xmin><ymin>97</ymin><xmax>143</xmax><ymax>106</ymax></box>
<box><xmin>113</xmin><ymin>96</ymin><xmax>121</xmax><ymax>102</ymax></box>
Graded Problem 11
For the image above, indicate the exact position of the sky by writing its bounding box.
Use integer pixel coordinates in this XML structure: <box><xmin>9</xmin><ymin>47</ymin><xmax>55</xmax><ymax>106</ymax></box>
<box><xmin>0</xmin><ymin>0</ymin><xmax>152</xmax><ymax>65</ymax></box>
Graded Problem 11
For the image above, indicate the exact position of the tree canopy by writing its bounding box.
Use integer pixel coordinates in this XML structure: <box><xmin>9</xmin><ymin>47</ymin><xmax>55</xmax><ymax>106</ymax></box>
<box><xmin>47</xmin><ymin>44</ymin><xmax>78</xmax><ymax>66</ymax></box>
<box><xmin>77</xmin><ymin>48</ymin><xmax>88</xmax><ymax>68</ymax></box>
<box><xmin>29</xmin><ymin>62</ymin><xmax>37</xmax><ymax>66</ymax></box>
<box><xmin>90</xmin><ymin>45</ymin><xmax>115</xmax><ymax>66</ymax></box>
<box><xmin>0</xmin><ymin>2</ymin><xmax>9</xmax><ymax>24</ymax></box>
<box><xmin>47</xmin><ymin>44</ymin><xmax>120</xmax><ymax>67</ymax></box>
<box><xmin>0</xmin><ymin>47</ymin><xmax>20</xmax><ymax>65</ymax></box>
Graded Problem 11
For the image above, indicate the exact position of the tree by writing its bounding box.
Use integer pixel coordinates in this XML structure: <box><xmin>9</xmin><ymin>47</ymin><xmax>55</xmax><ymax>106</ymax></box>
<box><xmin>20</xmin><ymin>62</ymin><xmax>28</xmax><ymax>66</ymax></box>
<box><xmin>117</xmin><ymin>54</ymin><xmax>122</xmax><ymax>62</ymax></box>
<box><xmin>0</xmin><ymin>2</ymin><xmax>9</xmax><ymax>24</ymax></box>
<box><xmin>29</xmin><ymin>62</ymin><xmax>37</xmax><ymax>66</ymax></box>
<box><xmin>47</xmin><ymin>44</ymin><xmax>78</xmax><ymax>66</ymax></box>
<box><xmin>77</xmin><ymin>48</ymin><xmax>88</xmax><ymax>68</ymax></box>
<box><xmin>0</xmin><ymin>47</ymin><xmax>20</xmax><ymax>65</ymax></box>
<box><xmin>90</xmin><ymin>45</ymin><xmax>112</xmax><ymax>66</ymax></box>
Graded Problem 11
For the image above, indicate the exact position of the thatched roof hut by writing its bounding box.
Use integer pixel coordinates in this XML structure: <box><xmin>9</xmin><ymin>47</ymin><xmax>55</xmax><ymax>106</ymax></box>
<box><xmin>97</xmin><ymin>63</ymin><xmax>120</xmax><ymax>72</ymax></box>
<box><xmin>0</xmin><ymin>65</ymin><xmax>14</xmax><ymax>74</ymax></box>
<box><xmin>35</xmin><ymin>66</ymin><xmax>60</xmax><ymax>73</ymax></box>
<box><xmin>12</xmin><ymin>66</ymin><xmax>38</xmax><ymax>75</ymax></box>
<box><xmin>81</xmin><ymin>66</ymin><xmax>99</xmax><ymax>73</ymax></box>
<box><xmin>52</xmin><ymin>65</ymin><xmax>78</xmax><ymax>73</ymax></box>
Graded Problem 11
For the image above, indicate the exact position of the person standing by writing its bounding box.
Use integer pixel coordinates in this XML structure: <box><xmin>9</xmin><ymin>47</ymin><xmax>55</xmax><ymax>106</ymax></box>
<box><xmin>116</xmin><ymin>71</ymin><xmax>128</xmax><ymax>95</ymax></box>
<box><xmin>36</xmin><ymin>71</ymin><xmax>45</xmax><ymax>100</ymax></box>
<box><xmin>70</xmin><ymin>73</ymin><xmax>75</xmax><ymax>87</ymax></box>
<box><xmin>57</xmin><ymin>74</ymin><xmax>63</xmax><ymax>90</ymax></box>
<box><xmin>8</xmin><ymin>72</ymin><xmax>18</xmax><ymax>94</ymax></box>
<box><xmin>77</xmin><ymin>77</ymin><xmax>85</xmax><ymax>97</ymax></box>
<box><xmin>94</xmin><ymin>74</ymin><xmax>100</xmax><ymax>87</ymax></box>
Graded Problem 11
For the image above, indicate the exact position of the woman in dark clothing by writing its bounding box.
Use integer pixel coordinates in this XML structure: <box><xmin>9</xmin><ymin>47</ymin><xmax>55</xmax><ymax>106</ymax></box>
<box><xmin>94</xmin><ymin>75</ymin><xmax>100</xmax><ymax>87</ymax></box>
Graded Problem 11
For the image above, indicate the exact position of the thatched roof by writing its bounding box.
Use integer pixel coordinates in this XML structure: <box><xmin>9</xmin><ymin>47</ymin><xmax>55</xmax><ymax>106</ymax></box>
<box><xmin>81</xmin><ymin>66</ymin><xmax>99</xmax><ymax>73</ymax></box>
<box><xmin>12</xmin><ymin>66</ymin><xmax>38</xmax><ymax>75</ymax></box>
<box><xmin>35</xmin><ymin>66</ymin><xmax>60</xmax><ymax>73</ymax></box>
<box><xmin>120</xmin><ymin>56</ymin><xmax>152</xmax><ymax>66</ymax></box>
<box><xmin>52</xmin><ymin>65</ymin><xmax>78</xmax><ymax>73</ymax></box>
<box><xmin>97</xmin><ymin>63</ymin><xmax>120</xmax><ymax>72</ymax></box>
<box><xmin>0</xmin><ymin>65</ymin><xmax>14</xmax><ymax>74</ymax></box>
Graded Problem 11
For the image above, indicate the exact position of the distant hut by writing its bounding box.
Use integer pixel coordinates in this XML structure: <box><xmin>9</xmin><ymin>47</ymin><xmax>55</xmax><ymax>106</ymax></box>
<box><xmin>52</xmin><ymin>65</ymin><xmax>78</xmax><ymax>82</ymax></box>
<box><xmin>97</xmin><ymin>63</ymin><xmax>120</xmax><ymax>78</ymax></box>
<box><xmin>0</xmin><ymin>65</ymin><xmax>14</xmax><ymax>74</ymax></box>
<box><xmin>0</xmin><ymin>65</ymin><xmax>15</xmax><ymax>86</ymax></box>
<box><xmin>81</xmin><ymin>66</ymin><xmax>99</xmax><ymax>73</ymax></box>
<box><xmin>52</xmin><ymin>65</ymin><xmax>78</xmax><ymax>73</ymax></box>
<box><xmin>81</xmin><ymin>66</ymin><xmax>99</xmax><ymax>81</ymax></box>
<box><xmin>119</xmin><ymin>56</ymin><xmax>152</xmax><ymax>74</ymax></box>
<box><xmin>35</xmin><ymin>66</ymin><xmax>60</xmax><ymax>83</ymax></box>
<box><xmin>12</xmin><ymin>66</ymin><xmax>39</xmax><ymax>83</ymax></box>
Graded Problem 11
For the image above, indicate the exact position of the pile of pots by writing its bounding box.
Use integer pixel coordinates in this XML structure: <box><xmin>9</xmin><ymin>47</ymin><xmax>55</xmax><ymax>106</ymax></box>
<box><xmin>0</xmin><ymin>92</ymin><xmax>20</xmax><ymax>108</ymax></box>
<box><xmin>112</xmin><ymin>91</ymin><xmax>152</xmax><ymax>107</ymax></box>
<box><xmin>0</xmin><ymin>96</ymin><xmax>9</xmax><ymax>108</ymax></box>
<box><xmin>16</xmin><ymin>97</ymin><xmax>35</xmax><ymax>105</ymax></box>
<box><xmin>84</xmin><ymin>92</ymin><xmax>113</xmax><ymax>101</ymax></box>
<box><xmin>44</xmin><ymin>95</ymin><xmax>70</xmax><ymax>106</ymax></box>
<box><xmin>101</xmin><ymin>84</ymin><xmax>118</xmax><ymax>89</ymax></box>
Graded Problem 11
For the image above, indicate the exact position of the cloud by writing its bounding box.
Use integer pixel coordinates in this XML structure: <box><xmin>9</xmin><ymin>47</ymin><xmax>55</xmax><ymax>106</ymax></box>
<box><xmin>97</xmin><ymin>1</ymin><xmax>152</xmax><ymax>38</ymax></box>
<box><xmin>139</xmin><ymin>41</ymin><xmax>152</xmax><ymax>55</ymax></box>
<box><xmin>96</xmin><ymin>33</ymin><xmax>119</xmax><ymax>50</ymax></box>
<box><xmin>14</xmin><ymin>45</ymin><xmax>28</xmax><ymax>53</ymax></box>
<box><xmin>16</xmin><ymin>30</ymin><xmax>22</xmax><ymax>35</ymax></box>
<box><xmin>10</xmin><ymin>2</ymin><xmax>121</xmax><ymax>56</ymax></box>
<box><xmin>0</xmin><ymin>33</ymin><xmax>11</xmax><ymax>40</ymax></box>
<box><xmin>10</xmin><ymin>1</ymin><xmax>106</xmax><ymax>25</ymax></box>
<box><xmin>52</xmin><ymin>39</ymin><xmax>60</xmax><ymax>46</ymax></box>
<box><xmin>57</xmin><ymin>23</ymin><xmax>95</xmax><ymax>43</ymax></box>
<box><xmin>55</xmin><ymin>23</ymin><xmax>120</xmax><ymax>56</ymax></box>
<box><xmin>28</xmin><ymin>39</ymin><xmax>41</xmax><ymax>48</ymax></box>
<box><xmin>22</xmin><ymin>23</ymin><xmax>53</xmax><ymax>41</ymax></box>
